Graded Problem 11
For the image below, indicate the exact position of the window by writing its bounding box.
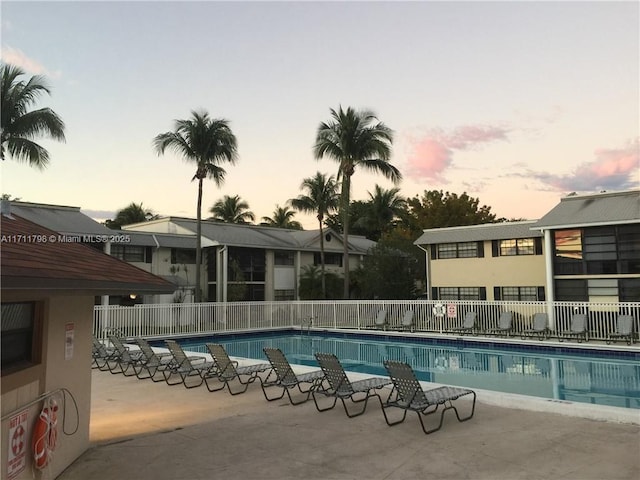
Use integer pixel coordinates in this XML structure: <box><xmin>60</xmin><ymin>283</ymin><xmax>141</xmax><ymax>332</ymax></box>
<box><xmin>111</xmin><ymin>245</ymin><xmax>149</xmax><ymax>262</ymax></box>
<box><xmin>314</xmin><ymin>252</ymin><xmax>342</xmax><ymax>266</ymax></box>
<box><xmin>435</xmin><ymin>287</ymin><xmax>485</xmax><ymax>300</ymax></box>
<box><xmin>1</xmin><ymin>302</ymin><xmax>41</xmax><ymax>374</ymax></box>
<box><xmin>584</xmin><ymin>228</ymin><xmax>617</xmax><ymax>274</ymax></box>
<box><xmin>437</xmin><ymin>243</ymin><xmax>457</xmax><ymax>259</ymax></box>
<box><xmin>228</xmin><ymin>247</ymin><xmax>265</xmax><ymax>282</ymax></box>
<box><xmin>555</xmin><ymin>230</ymin><xmax>582</xmax><ymax>260</ymax></box>
<box><xmin>436</xmin><ymin>242</ymin><xmax>482</xmax><ymax>259</ymax></box>
<box><xmin>274</xmin><ymin>289</ymin><xmax>295</xmax><ymax>301</ymax></box>
<box><xmin>494</xmin><ymin>238</ymin><xmax>538</xmax><ymax>256</ymax></box>
<box><xmin>620</xmin><ymin>278</ymin><xmax>640</xmax><ymax>302</ymax></box>
<box><xmin>587</xmin><ymin>279</ymin><xmax>618</xmax><ymax>303</ymax></box>
<box><xmin>274</xmin><ymin>251</ymin><xmax>294</xmax><ymax>266</ymax></box>
<box><xmin>553</xmin><ymin>225</ymin><xmax>640</xmax><ymax>276</ymax></box>
<box><xmin>554</xmin><ymin>279</ymin><xmax>587</xmax><ymax>301</ymax></box>
<box><xmin>171</xmin><ymin>248</ymin><xmax>196</xmax><ymax>264</ymax></box>
<box><xmin>495</xmin><ymin>286</ymin><xmax>543</xmax><ymax>301</ymax></box>
<box><xmin>553</xmin><ymin>229</ymin><xmax>584</xmax><ymax>275</ymax></box>
<box><xmin>614</xmin><ymin>224</ymin><xmax>640</xmax><ymax>274</ymax></box>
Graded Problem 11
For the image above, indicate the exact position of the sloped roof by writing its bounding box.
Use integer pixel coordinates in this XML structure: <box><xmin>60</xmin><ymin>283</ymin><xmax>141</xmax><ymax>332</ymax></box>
<box><xmin>345</xmin><ymin>235</ymin><xmax>377</xmax><ymax>253</ymax></box>
<box><xmin>123</xmin><ymin>230</ymin><xmax>197</xmax><ymax>249</ymax></box>
<box><xmin>169</xmin><ymin>218</ymin><xmax>375</xmax><ymax>254</ymax></box>
<box><xmin>414</xmin><ymin>221</ymin><xmax>542</xmax><ymax>246</ymax></box>
<box><xmin>1</xmin><ymin>214</ymin><xmax>175</xmax><ymax>295</ymax></box>
<box><xmin>7</xmin><ymin>201</ymin><xmax>112</xmax><ymax>236</ymax></box>
<box><xmin>533</xmin><ymin>190</ymin><xmax>640</xmax><ymax>229</ymax></box>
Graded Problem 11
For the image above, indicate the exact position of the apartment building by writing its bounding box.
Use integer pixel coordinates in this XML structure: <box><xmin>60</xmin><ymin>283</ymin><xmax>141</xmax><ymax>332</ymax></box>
<box><xmin>414</xmin><ymin>189</ymin><xmax>640</xmax><ymax>303</ymax></box>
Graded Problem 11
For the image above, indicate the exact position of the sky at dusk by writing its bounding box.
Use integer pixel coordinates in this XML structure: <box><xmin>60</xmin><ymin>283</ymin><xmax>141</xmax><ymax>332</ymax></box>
<box><xmin>1</xmin><ymin>1</ymin><xmax>638</xmax><ymax>229</ymax></box>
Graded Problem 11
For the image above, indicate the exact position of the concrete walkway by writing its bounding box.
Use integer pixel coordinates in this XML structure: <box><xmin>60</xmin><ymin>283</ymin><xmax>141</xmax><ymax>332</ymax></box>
<box><xmin>58</xmin><ymin>369</ymin><xmax>640</xmax><ymax>480</ymax></box>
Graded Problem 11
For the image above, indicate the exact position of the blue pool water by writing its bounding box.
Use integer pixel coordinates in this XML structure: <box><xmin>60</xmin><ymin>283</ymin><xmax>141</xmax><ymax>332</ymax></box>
<box><xmin>160</xmin><ymin>330</ymin><xmax>640</xmax><ymax>410</ymax></box>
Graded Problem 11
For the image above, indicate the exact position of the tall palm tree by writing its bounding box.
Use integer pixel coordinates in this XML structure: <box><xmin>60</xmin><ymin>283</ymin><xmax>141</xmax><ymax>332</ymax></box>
<box><xmin>314</xmin><ymin>106</ymin><xmax>401</xmax><ymax>298</ymax></box>
<box><xmin>105</xmin><ymin>202</ymin><xmax>158</xmax><ymax>230</ymax></box>
<box><xmin>1</xmin><ymin>63</ymin><xmax>66</xmax><ymax>169</ymax></box>
<box><xmin>261</xmin><ymin>205</ymin><xmax>303</xmax><ymax>229</ymax></box>
<box><xmin>154</xmin><ymin>110</ymin><xmax>238</xmax><ymax>302</ymax></box>
<box><xmin>291</xmin><ymin>172</ymin><xmax>339</xmax><ymax>298</ymax></box>
<box><xmin>209</xmin><ymin>194</ymin><xmax>255</xmax><ymax>224</ymax></box>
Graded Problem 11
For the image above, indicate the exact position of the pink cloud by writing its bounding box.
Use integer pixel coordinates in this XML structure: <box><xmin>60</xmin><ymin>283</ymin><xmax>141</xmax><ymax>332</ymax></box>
<box><xmin>406</xmin><ymin>136</ymin><xmax>452</xmax><ymax>181</ymax></box>
<box><xmin>446</xmin><ymin>125</ymin><xmax>509</xmax><ymax>150</ymax></box>
<box><xmin>0</xmin><ymin>46</ymin><xmax>60</xmax><ymax>78</ymax></box>
<box><xmin>590</xmin><ymin>143</ymin><xmax>639</xmax><ymax>177</ymax></box>
<box><xmin>513</xmin><ymin>138</ymin><xmax>640</xmax><ymax>192</ymax></box>
<box><xmin>405</xmin><ymin>124</ymin><xmax>510</xmax><ymax>181</ymax></box>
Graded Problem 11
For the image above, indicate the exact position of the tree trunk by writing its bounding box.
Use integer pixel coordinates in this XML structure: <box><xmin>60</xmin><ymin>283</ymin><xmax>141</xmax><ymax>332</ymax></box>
<box><xmin>195</xmin><ymin>177</ymin><xmax>203</xmax><ymax>302</ymax></box>
<box><xmin>319</xmin><ymin>218</ymin><xmax>326</xmax><ymax>299</ymax></box>
<box><xmin>341</xmin><ymin>174</ymin><xmax>351</xmax><ymax>299</ymax></box>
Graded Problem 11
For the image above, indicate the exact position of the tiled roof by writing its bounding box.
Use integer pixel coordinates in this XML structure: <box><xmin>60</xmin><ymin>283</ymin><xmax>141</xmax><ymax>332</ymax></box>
<box><xmin>533</xmin><ymin>190</ymin><xmax>640</xmax><ymax>229</ymax></box>
<box><xmin>1</xmin><ymin>214</ymin><xmax>175</xmax><ymax>295</ymax></box>
<box><xmin>414</xmin><ymin>221</ymin><xmax>542</xmax><ymax>246</ymax></box>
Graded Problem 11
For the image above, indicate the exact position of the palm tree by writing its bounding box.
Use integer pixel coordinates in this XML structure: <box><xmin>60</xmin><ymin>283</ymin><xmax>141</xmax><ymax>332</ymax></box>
<box><xmin>290</xmin><ymin>172</ymin><xmax>339</xmax><ymax>298</ymax></box>
<box><xmin>154</xmin><ymin>110</ymin><xmax>238</xmax><ymax>302</ymax></box>
<box><xmin>314</xmin><ymin>106</ymin><xmax>401</xmax><ymax>298</ymax></box>
<box><xmin>105</xmin><ymin>202</ymin><xmax>158</xmax><ymax>230</ymax></box>
<box><xmin>209</xmin><ymin>194</ymin><xmax>255</xmax><ymax>224</ymax></box>
<box><xmin>1</xmin><ymin>63</ymin><xmax>66</xmax><ymax>169</ymax></box>
<box><xmin>356</xmin><ymin>185</ymin><xmax>407</xmax><ymax>241</ymax></box>
<box><xmin>261</xmin><ymin>205</ymin><xmax>303</xmax><ymax>229</ymax></box>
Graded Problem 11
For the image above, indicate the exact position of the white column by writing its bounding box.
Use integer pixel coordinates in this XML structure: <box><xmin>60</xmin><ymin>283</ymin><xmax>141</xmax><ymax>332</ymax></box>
<box><xmin>296</xmin><ymin>251</ymin><xmax>302</xmax><ymax>300</ymax></box>
<box><xmin>543</xmin><ymin>229</ymin><xmax>555</xmax><ymax>329</ymax></box>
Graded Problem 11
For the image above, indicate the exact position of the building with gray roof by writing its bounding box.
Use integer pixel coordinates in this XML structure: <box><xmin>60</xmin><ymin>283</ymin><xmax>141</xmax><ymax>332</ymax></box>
<box><xmin>122</xmin><ymin>217</ymin><xmax>376</xmax><ymax>302</ymax></box>
<box><xmin>414</xmin><ymin>190</ymin><xmax>640</xmax><ymax>304</ymax></box>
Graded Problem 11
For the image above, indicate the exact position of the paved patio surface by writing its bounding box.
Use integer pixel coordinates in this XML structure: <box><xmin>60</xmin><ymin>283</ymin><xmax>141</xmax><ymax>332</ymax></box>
<box><xmin>58</xmin><ymin>368</ymin><xmax>640</xmax><ymax>480</ymax></box>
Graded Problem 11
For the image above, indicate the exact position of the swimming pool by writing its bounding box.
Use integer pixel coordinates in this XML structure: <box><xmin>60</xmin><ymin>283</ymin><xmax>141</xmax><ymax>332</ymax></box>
<box><xmin>161</xmin><ymin>330</ymin><xmax>640</xmax><ymax>410</ymax></box>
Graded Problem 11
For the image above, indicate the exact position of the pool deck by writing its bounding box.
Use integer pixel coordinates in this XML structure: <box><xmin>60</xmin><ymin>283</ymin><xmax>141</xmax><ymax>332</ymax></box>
<box><xmin>58</xmin><ymin>366</ymin><xmax>640</xmax><ymax>480</ymax></box>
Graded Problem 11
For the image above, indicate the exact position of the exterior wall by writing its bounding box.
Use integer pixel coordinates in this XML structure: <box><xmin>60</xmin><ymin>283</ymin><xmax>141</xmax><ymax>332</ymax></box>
<box><xmin>1</xmin><ymin>293</ymin><xmax>93</xmax><ymax>480</ymax></box>
<box><xmin>429</xmin><ymin>240</ymin><xmax>546</xmax><ymax>300</ymax></box>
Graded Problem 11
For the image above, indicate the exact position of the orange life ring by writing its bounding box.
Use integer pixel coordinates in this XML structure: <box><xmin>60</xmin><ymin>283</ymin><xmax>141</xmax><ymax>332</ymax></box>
<box><xmin>32</xmin><ymin>401</ymin><xmax>58</xmax><ymax>470</ymax></box>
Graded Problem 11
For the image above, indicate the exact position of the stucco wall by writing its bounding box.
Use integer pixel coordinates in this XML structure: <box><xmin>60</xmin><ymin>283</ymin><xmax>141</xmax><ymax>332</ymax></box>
<box><xmin>429</xmin><ymin>241</ymin><xmax>547</xmax><ymax>299</ymax></box>
<box><xmin>1</xmin><ymin>293</ymin><xmax>93</xmax><ymax>480</ymax></box>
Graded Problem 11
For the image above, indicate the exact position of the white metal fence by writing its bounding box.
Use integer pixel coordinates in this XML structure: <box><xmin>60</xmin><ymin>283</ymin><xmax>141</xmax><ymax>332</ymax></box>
<box><xmin>93</xmin><ymin>300</ymin><xmax>640</xmax><ymax>343</ymax></box>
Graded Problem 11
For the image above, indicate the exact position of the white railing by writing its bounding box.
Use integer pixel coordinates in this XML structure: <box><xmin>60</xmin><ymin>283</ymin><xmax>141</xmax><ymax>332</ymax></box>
<box><xmin>93</xmin><ymin>300</ymin><xmax>640</xmax><ymax>343</ymax></box>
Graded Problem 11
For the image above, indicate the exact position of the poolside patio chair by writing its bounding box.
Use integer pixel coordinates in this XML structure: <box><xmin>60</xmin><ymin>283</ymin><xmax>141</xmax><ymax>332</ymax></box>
<box><xmin>312</xmin><ymin>352</ymin><xmax>392</xmax><ymax>418</ymax></box>
<box><xmin>488</xmin><ymin>311</ymin><xmax>513</xmax><ymax>337</ymax></box>
<box><xmin>450</xmin><ymin>311</ymin><xmax>476</xmax><ymax>335</ymax></box>
<box><xmin>380</xmin><ymin>360</ymin><xmax>476</xmax><ymax>434</ymax></box>
<box><xmin>363</xmin><ymin>309</ymin><xmax>388</xmax><ymax>330</ymax></box>
<box><xmin>133</xmin><ymin>338</ymin><xmax>175</xmax><ymax>382</ymax></box>
<box><xmin>107</xmin><ymin>335</ymin><xmax>145</xmax><ymax>375</ymax></box>
<box><xmin>559</xmin><ymin>314</ymin><xmax>588</xmax><ymax>343</ymax></box>
<box><xmin>606</xmin><ymin>315</ymin><xmax>635</xmax><ymax>345</ymax></box>
<box><xmin>261</xmin><ymin>347</ymin><xmax>325</xmax><ymax>405</ymax></box>
<box><xmin>390</xmin><ymin>310</ymin><xmax>415</xmax><ymax>332</ymax></box>
<box><xmin>92</xmin><ymin>335</ymin><xmax>117</xmax><ymax>371</ymax></box>
<box><xmin>163</xmin><ymin>340</ymin><xmax>215</xmax><ymax>388</ymax></box>
<box><xmin>203</xmin><ymin>344</ymin><xmax>271</xmax><ymax>395</ymax></box>
<box><xmin>521</xmin><ymin>313</ymin><xmax>550</xmax><ymax>340</ymax></box>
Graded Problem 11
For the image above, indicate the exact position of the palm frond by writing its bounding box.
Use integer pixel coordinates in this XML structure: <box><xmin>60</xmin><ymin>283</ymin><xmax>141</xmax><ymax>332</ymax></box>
<box><xmin>5</xmin><ymin>137</ymin><xmax>50</xmax><ymax>169</ymax></box>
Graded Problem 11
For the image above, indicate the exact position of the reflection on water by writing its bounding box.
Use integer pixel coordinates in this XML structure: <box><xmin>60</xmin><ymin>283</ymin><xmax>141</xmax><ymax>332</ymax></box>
<box><xmin>179</xmin><ymin>334</ymin><xmax>640</xmax><ymax>410</ymax></box>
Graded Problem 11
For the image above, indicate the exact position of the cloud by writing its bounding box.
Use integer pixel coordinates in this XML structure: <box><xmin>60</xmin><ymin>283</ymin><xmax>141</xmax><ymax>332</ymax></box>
<box><xmin>0</xmin><ymin>46</ymin><xmax>61</xmax><ymax>78</ymax></box>
<box><xmin>514</xmin><ymin>139</ymin><xmax>640</xmax><ymax>192</ymax></box>
<box><xmin>405</xmin><ymin>125</ymin><xmax>510</xmax><ymax>181</ymax></box>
